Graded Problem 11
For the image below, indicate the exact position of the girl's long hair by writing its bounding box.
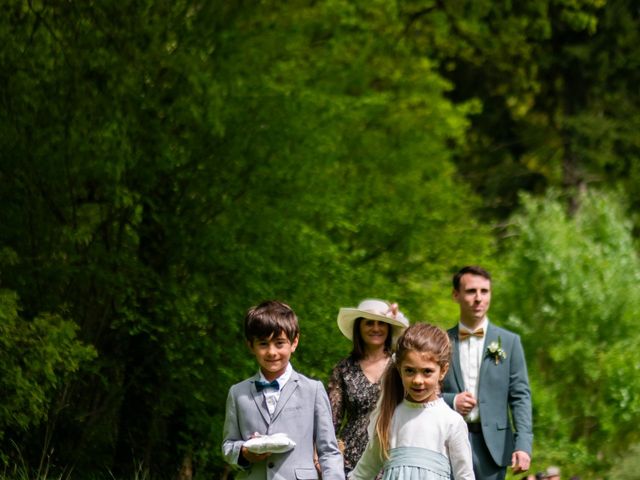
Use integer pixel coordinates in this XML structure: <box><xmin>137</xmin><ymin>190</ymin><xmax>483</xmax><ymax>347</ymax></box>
<box><xmin>374</xmin><ymin>323</ymin><xmax>451</xmax><ymax>460</ymax></box>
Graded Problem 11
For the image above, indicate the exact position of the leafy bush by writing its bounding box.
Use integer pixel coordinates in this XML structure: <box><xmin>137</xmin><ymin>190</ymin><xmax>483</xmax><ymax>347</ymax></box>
<box><xmin>496</xmin><ymin>189</ymin><xmax>640</xmax><ymax>477</ymax></box>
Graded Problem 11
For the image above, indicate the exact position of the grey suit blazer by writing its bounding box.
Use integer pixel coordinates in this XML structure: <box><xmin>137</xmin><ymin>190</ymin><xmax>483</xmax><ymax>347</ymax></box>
<box><xmin>442</xmin><ymin>322</ymin><xmax>533</xmax><ymax>467</ymax></box>
<box><xmin>222</xmin><ymin>369</ymin><xmax>344</xmax><ymax>480</ymax></box>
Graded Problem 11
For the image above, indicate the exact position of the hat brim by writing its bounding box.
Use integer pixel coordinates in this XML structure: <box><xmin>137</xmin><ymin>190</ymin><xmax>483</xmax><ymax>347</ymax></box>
<box><xmin>337</xmin><ymin>307</ymin><xmax>409</xmax><ymax>342</ymax></box>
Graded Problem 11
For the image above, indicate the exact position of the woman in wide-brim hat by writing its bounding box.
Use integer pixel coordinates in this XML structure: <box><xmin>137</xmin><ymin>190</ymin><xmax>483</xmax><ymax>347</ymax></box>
<box><xmin>327</xmin><ymin>299</ymin><xmax>409</xmax><ymax>476</ymax></box>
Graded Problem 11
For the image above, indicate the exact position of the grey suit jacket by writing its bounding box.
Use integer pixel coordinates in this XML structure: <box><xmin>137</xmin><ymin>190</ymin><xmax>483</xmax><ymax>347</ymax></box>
<box><xmin>442</xmin><ymin>322</ymin><xmax>533</xmax><ymax>467</ymax></box>
<box><xmin>222</xmin><ymin>369</ymin><xmax>344</xmax><ymax>480</ymax></box>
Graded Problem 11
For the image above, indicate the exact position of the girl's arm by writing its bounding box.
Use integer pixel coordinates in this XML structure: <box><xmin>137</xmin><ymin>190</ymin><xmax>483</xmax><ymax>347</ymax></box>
<box><xmin>448</xmin><ymin>419</ymin><xmax>475</xmax><ymax>480</ymax></box>
<box><xmin>348</xmin><ymin>434</ymin><xmax>383</xmax><ymax>480</ymax></box>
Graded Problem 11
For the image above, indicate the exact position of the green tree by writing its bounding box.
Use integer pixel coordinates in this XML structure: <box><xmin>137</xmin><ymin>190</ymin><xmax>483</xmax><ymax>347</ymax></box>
<box><xmin>606</xmin><ymin>443</ymin><xmax>640</xmax><ymax>479</ymax></box>
<box><xmin>495</xmin><ymin>189</ymin><xmax>640</xmax><ymax>477</ymax></box>
<box><xmin>0</xmin><ymin>0</ymin><xmax>493</xmax><ymax>477</ymax></box>
<box><xmin>0</xmin><ymin>287</ymin><xmax>95</xmax><ymax>438</ymax></box>
<box><xmin>0</xmin><ymin>244</ymin><xmax>95</xmax><ymax>465</ymax></box>
<box><xmin>401</xmin><ymin>0</ymin><xmax>640</xmax><ymax>225</ymax></box>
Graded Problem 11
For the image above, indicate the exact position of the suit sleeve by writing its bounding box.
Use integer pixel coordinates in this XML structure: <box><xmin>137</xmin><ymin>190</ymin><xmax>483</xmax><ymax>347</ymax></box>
<box><xmin>221</xmin><ymin>387</ymin><xmax>246</xmax><ymax>467</ymax></box>
<box><xmin>348</xmin><ymin>428</ymin><xmax>383</xmax><ymax>480</ymax></box>
<box><xmin>314</xmin><ymin>380</ymin><xmax>346</xmax><ymax>480</ymax></box>
<box><xmin>508</xmin><ymin>335</ymin><xmax>533</xmax><ymax>455</ymax></box>
<box><xmin>442</xmin><ymin>329</ymin><xmax>461</xmax><ymax>410</ymax></box>
<box><xmin>442</xmin><ymin>391</ymin><xmax>457</xmax><ymax>410</ymax></box>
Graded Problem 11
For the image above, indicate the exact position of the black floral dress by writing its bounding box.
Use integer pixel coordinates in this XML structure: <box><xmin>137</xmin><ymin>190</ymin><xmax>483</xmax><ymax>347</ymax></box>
<box><xmin>328</xmin><ymin>356</ymin><xmax>387</xmax><ymax>475</ymax></box>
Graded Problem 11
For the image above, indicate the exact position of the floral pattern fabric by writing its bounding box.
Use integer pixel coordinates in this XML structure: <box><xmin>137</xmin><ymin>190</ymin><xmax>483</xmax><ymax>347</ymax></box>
<box><xmin>328</xmin><ymin>356</ymin><xmax>386</xmax><ymax>475</ymax></box>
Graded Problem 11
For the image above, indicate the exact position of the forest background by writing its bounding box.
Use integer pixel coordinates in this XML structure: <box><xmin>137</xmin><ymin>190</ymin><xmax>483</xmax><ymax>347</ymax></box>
<box><xmin>1</xmin><ymin>0</ymin><xmax>639</xmax><ymax>479</ymax></box>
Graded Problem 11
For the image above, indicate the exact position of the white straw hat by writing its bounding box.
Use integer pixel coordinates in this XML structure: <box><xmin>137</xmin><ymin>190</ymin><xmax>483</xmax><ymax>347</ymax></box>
<box><xmin>544</xmin><ymin>466</ymin><xmax>561</xmax><ymax>478</ymax></box>
<box><xmin>337</xmin><ymin>299</ymin><xmax>409</xmax><ymax>342</ymax></box>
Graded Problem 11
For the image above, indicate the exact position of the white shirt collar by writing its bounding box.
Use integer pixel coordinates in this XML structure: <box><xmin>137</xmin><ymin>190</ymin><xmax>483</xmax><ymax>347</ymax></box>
<box><xmin>459</xmin><ymin>317</ymin><xmax>488</xmax><ymax>333</ymax></box>
<box><xmin>258</xmin><ymin>362</ymin><xmax>293</xmax><ymax>388</ymax></box>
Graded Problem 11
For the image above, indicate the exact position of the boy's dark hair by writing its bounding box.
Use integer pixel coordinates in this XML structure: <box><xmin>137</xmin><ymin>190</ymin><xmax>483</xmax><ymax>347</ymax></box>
<box><xmin>350</xmin><ymin>317</ymin><xmax>392</xmax><ymax>360</ymax></box>
<box><xmin>244</xmin><ymin>300</ymin><xmax>300</xmax><ymax>343</ymax></box>
<box><xmin>452</xmin><ymin>265</ymin><xmax>492</xmax><ymax>291</ymax></box>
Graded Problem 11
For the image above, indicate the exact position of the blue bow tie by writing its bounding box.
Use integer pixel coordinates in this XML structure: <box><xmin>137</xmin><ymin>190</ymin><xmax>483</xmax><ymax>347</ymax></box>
<box><xmin>255</xmin><ymin>379</ymin><xmax>280</xmax><ymax>392</ymax></box>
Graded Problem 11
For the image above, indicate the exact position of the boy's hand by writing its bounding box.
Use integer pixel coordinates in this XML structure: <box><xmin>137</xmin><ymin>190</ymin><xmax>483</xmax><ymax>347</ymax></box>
<box><xmin>241</xmin><ymin>445</ymin><xmax>271</xmax><ymax>463</ymax></box>
<box><xmin>241</xmin><ymin>432</ymin><xmax>272</xmax><ymax>464</ymax></box>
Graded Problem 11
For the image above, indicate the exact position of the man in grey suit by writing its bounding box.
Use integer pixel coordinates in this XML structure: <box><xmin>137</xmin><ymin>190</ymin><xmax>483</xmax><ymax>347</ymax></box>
<box><xmin>222</xmin><ymin>300</ymin><xmax>344</xmax><ymax>480</ymax></box>
<box><xmin>442</xmin><ymin>266</ymin><xmax>533</xmax><ymax>480</ymax></box>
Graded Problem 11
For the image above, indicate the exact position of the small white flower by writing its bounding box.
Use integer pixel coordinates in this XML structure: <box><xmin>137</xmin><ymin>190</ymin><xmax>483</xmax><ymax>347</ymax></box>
<box><xmin>486</xmin><ymin>337</ymin><xmax>507</xmax><ymax>364</ymax></box>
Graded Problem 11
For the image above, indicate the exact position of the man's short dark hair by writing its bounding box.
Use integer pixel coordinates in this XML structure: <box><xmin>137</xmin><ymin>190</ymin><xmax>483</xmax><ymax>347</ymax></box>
<box><xmin>244</xmin><ymin>300</ymin><xmax>300</xmax><ymax>343</ymax></box>
<box><xmin>452</xmin><ymin>265</ymin><xmax>492</xmax><ymax>291</ymax></box>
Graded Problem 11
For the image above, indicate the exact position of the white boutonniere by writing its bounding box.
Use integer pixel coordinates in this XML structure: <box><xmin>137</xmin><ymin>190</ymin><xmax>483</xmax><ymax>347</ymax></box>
<box><xmin>486</xmin><ymin>337</ymin><xmax>507</xmax><ymax>365</ymax></box>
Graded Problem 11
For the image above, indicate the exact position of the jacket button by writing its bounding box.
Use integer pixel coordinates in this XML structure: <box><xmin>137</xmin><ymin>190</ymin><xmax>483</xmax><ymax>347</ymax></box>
<box><xmin>268</xmin><ymin>462</ymin><xmax>275</xmax><ymax>468</ymax></box>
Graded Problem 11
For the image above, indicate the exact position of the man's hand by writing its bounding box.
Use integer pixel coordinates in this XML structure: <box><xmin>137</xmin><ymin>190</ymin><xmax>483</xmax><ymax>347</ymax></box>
<box><xmin>511</xmin><ymin>450</ymin><xmax>531</xmax><ymax>474</ymax></box>
<box><xmin>454</xmin><ymin>391</ymin><xmax>477</xmax><ymax>416</ymax></box>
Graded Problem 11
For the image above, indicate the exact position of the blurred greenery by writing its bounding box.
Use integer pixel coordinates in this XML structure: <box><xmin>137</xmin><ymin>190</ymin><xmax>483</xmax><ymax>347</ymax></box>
<box><xmin>496</xmin><ymin>189</ymin><xmax>640</xmax><ymax>477</ymax></box>
<box><xmin>0</xmin><ymin>0</ymin><xmax>638</xmax><ymax>479</ymax></box>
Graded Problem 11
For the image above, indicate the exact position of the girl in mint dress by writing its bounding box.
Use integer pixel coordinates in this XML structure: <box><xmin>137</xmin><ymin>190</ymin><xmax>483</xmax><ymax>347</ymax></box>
<box><xmin>349</xmin><ymin>323</ymin><xmax>474</xmax><ymax>480</ymax></box>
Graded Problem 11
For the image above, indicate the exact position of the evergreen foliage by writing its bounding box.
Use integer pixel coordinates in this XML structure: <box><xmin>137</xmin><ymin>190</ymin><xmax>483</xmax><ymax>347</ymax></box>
<box><xmin>0</xmin><ymin>0</ymin><xmax>638</xmax><ymax>479</ymax></box>
<box><xmin>496</xmin><ymin>190</ymin><xmax>640</xmax><ymax>477</ymax></box>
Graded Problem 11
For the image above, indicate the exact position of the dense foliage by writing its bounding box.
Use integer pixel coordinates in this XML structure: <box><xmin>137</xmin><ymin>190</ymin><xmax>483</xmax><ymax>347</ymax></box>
<box><xmin>496</xmin><ymin>190</ymin><xmax>640</xmax><ymax>476</ymax></box>
<box><xmin>0</xmin><ymin>1</ymin><xmax>638</xmax><ymax>479</ymax></box>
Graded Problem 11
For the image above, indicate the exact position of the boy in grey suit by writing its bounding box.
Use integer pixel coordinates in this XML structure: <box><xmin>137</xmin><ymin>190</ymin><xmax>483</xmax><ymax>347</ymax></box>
<box><xmin>222</xmin><ymin>300</ymin><xmax>344</xmax><ymax>480</ymax></box>
<box><xmin>442</xmin><ymin>266</ymin><xmax>533</xmax><ymax>480</ymax></box>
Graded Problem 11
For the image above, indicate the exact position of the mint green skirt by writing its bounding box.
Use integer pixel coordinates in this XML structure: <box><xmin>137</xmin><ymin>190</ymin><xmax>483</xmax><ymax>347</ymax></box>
<box><xmin>381</xmin><ymin>447</ymin><xmax>451</xmax><ymax>480</ymax></box>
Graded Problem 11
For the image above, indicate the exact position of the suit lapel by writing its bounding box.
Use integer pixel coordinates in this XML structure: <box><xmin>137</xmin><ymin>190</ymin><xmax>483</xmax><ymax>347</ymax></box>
<box><xmin>450</xmin><ymin>327</ymin><xmax>466</xmax><ymax>391</ymax></box>
<box><xmin>479</xmin><ymin>322</ymin><xmax>498</xmax><ymax>381</ymax></box>
<box><xmin>270</xmin><ymin>370</ymin><xmax>300</xmax><ymax>423</ymax></box>
<box><xmin>250</xmin><ymin>375</ymin><xmax>272</xmax><ymax>425</ymax></box>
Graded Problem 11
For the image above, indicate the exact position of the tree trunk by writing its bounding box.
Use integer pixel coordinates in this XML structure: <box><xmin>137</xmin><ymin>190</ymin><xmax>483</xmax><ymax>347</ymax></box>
<box><xmin>176</xmin><ymin>451</ymin><xmax>193</xmax><ymax>480</ymax></box>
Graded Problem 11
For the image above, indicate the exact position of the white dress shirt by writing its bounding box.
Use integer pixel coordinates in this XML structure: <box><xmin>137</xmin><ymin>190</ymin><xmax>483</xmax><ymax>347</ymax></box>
<box><xmin>258</xmin><ymin>363</ymin><xmax>293</xmax><ymax>415</ymax></box>
<box><xmin>458</xmin><ymin>318</ymin><xmax>488</xmax><ymax>422</ymax></box>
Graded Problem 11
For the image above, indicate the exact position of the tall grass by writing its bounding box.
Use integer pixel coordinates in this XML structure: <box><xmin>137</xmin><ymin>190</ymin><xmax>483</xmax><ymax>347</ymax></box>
<box><xmin>0</xmin><ymin>441</ymin><xmax>66</xmax><ymax>480</ymax></box>
<box><xmin>1</xmin><ymin>442</ymin><xmax>152</xmax><ymax>480</ymax></box>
